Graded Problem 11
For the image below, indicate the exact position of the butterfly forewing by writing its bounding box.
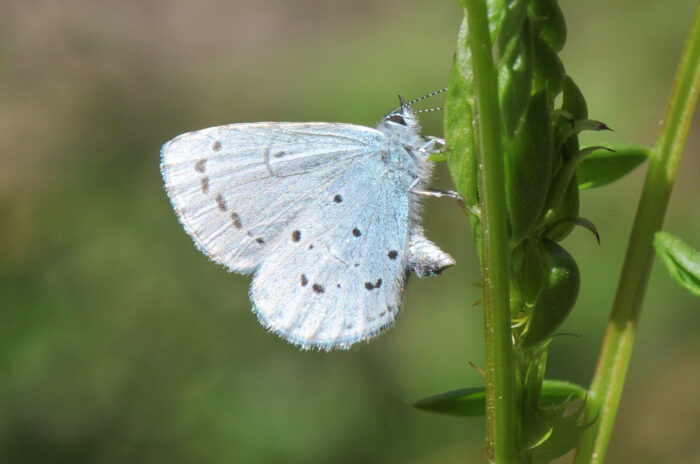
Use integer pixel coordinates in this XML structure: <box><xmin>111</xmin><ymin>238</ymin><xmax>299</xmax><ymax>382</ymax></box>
<box><xmin>161</xmin><ymin>122</ymin><xmax>383</xmax><ymax>273</ymax></box>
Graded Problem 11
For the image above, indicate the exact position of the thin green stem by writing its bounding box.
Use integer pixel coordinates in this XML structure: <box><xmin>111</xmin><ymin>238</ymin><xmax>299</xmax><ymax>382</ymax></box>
<box><xmin>462</xmin><ymin>0</ymin><xmax>520</xmax><ymax>462</ymax></box>
<box><xmin>574</xmin><ymin>5</ymin><xmax>700</xmax><ymax>463</ymax></box>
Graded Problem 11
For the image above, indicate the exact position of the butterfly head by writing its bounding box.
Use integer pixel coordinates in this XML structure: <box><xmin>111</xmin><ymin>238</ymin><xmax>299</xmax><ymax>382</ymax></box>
<box><xmin>383</xmin><ymin>95</ymin><xmax>420</xmax><ymax>133</ymax></box>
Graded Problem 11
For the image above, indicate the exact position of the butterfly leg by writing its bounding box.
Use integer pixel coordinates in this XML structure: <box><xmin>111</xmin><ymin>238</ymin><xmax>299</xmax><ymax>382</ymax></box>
<box><xmin>408</xmin><ymin>178</ymin><xmax>462</xmax><ymax>200</ymax></box>
<box><xmin>416</xmin><ymin>136</ymin><xmax>446</xmax><ymax>154</ymax></box>
<box><xmin>410</xmin><ymin>187</ymin><xmax>463</xmax><ymax>200</ymax></box>
<box><xmin>425</xmin><ymin>136</ymin><xmax>446</xmax><ymax>146</ymax></box>
<box><xmin>407</xmin><ymin>233</ymin><xmax>455</xmax><ymax>277</ymax></box>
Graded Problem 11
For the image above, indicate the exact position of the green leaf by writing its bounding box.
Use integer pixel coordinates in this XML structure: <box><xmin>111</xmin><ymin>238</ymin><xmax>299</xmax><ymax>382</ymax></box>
<box><xmin>573</xmin><ymin>118</ymin><xmax>612</xmax><ymax>133</ymax></box>
<box><xmin>413</xmin><ymin>380</ymin><xmax>586</xmax><ymax>418</ymax></box>
<box><xmin>445</xmin><ymin>18</ymin><xmax>478</xmax><ymax>203</ymax></box>
<box><xmin>578</xmin><ymin>144</ymin><xmax>651</xmax><ymax>189</ymax></box>
<box><xmin>654</xmin><ymin>231</ymin><xmax>700</xmax><ymax>297</ymax></box>
<box><xmin>413</xmin><ymin>387</ymin><xmax>486</xmax><ymax>417</ymax></box>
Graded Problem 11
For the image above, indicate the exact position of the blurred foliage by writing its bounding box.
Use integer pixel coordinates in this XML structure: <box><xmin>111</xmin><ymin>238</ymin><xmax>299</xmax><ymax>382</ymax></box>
<box><xmin>0</xmin><ymin>1</ymin><xmax>699</xmax><ymax>463</ymax></box>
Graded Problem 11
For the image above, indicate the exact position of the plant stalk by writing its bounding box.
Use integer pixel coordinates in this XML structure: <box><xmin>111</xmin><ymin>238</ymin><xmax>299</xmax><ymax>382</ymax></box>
<box><xmin>574</xmin><ymin>5</ymin><xmax>700</xmax><ymax>463</ymax></box>
<box><xmin>462</xmin><ymin>0</ymin><xmax>520</xmax><ymax>461</ymax></box>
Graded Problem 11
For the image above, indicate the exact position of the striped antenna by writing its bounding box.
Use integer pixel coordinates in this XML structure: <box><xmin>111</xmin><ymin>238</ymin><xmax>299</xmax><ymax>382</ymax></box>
<box><xmin>415</xmin><ymin>107</ymin><xmax>444</xmax><ymax>114</ymax></box>
<box><xmin>386</xmin><ymin>88</ymin><xmax>448</xmax><ymax>117</ymax></box>
<box><xmin>407</xmin><ymin>87</ymin><xmax>447</xmax><ymax>105</ymax></box>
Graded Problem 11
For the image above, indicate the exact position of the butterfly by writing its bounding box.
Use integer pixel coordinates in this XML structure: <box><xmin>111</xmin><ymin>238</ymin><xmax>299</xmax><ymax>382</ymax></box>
<box><xmin>160</xmin><ymin>93</ymin><xmax>457</xmax><ymax>350</ymax></box>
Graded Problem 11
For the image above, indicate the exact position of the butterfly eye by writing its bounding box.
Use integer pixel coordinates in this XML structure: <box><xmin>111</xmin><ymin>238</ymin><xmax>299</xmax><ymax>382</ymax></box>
<box><xmin>387</xmin><ymin>114</ymin><xmax>407</xmax><ymax>126</ymax></box>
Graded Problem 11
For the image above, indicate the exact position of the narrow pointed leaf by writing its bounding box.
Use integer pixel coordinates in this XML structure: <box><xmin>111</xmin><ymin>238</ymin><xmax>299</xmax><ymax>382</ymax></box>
<box><xmin>578</xmin><ymin>144</ymin><xmax>651</xmax><ymax>189</ymax></box>
<box><xmin>573</xmin><ymin>118</ymin><xmax>612</xmax><ymax>133</ymax></box>
<box><xmin>413</xmin><ymin>380</ymin><xmax>586</xmax><ymax>418</ymax></box>
<box><xmin>413</xmin><ymin>387</ymin><xmax>486</xmax><ymax>417</ymax></box>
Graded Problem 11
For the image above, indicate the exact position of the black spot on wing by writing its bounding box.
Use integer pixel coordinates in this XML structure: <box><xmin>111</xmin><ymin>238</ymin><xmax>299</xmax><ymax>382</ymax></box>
<box><xmin>215</xmin><ymin>194</ymin><xmax>227</xmax><ymax>211</ymax></box>
<box><xmin>334</xmin><ymin>194</ymin><xmax>343</xmax><ymax>203</ymax></box>
<box><xmin>255</xmin><ymin>237</ymin><xmax>265</xmax><ymax>245</ymax></box>
<box><xmin>230</xmin><ymin>212</ymin><xmax>242</xmax><ymax>229</ymax></box>
<box><xmin>300</xmin><ymin>274</ymin><xmax>308</xmax><ymax>286</ymax></box>
<box><xmin>200</xmin><ymin>177</ymin><xmax>210</xmax><ymax>194</ymax></box>
<box><xmin>388</xmin><ymin>250</ymin><xmax>398</xmax><ymax>260</ymax></box>
<box><xmin>312</xmin><ymin>283</ymin><xmax>324</xmax><ymax>294</ymax></box>
<box><xmin>194</xmin><ymin>159</ymin><xmax>207</xmax><ymax>173</ymax></box>
<box><xmin>352</xmin><ymin>228</ymin><xmax>361</xmax><ymax>237</ymax></box>
<box><xmin>291</xmin><ymin>230</ymin><xmax>301</xmax><ymax>242</ymax></box>
<box><xmin>212</xmin><ymin>140</ymin><xmax>222</xmax><ymax>151</ymax></box>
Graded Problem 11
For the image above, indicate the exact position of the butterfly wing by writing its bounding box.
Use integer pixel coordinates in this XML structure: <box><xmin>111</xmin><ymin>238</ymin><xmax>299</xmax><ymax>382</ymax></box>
<box><xmin>250</xmin><ymin>159</ymin><xmax>412</xmax><ymax>349</ymax></box>
<box><xmin>161</xmin><ymin>122</ymin><xmax>384</xmax><ymax>273</ymax></box>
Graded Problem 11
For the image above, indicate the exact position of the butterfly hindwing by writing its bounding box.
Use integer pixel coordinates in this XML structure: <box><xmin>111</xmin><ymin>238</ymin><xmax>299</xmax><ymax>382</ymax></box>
<box><xmin>251</xmin><ymin>161</ymin><xmax>412</xmax><ymax>349</ymax></box>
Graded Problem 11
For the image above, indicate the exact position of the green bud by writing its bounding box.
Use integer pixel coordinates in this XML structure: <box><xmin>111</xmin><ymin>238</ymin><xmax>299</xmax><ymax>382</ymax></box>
<box><xmin>530</xmin><ymin>0</ymin><xmax>567</xmax><ymax>53</ymax></box>
<box><xmin>520</xmin><ymin>239</ymin><xmax>580</xmax><ymax>349</ymax></box>
<box><xmin>499</xmin><ymin>17</ymin><xmax>534</xmax><ymax>138</ymax></box>
<box><xmin>505</xmin><ymin>90</ymin><xmax>553</xmax><ymax>243</ymax></box>
<box><xmin>533</xmin><ymin>36</ymin><xmax>565</xmax><ymax>102</ymax></box>
<box><xmin>513</xmin><ymin>239</ymin><xmax>549</xmax><ymax>306</ymax></box>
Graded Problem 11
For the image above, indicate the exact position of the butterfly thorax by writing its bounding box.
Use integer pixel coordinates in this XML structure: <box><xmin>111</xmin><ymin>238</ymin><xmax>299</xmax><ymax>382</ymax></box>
<box><xmin>375</xmin><ymin>106</ymin><xmax>433</xmax><ymax>188</ymax></box>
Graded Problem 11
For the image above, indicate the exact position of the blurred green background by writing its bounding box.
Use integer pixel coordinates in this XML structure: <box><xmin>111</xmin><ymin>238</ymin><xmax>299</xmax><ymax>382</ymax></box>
<box><xmin>1</xmin><ymin>1</ymin><xmax>699</xmax><ymax>462</ymax></box>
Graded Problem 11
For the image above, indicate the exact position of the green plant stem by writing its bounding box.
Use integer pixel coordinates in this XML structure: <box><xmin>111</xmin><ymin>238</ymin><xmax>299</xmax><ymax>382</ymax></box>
<box><xmin>574</xmin><ymin>5</ymin><xmax>700</xmax><ymax>463</ymax></box>
<box><xmin>462</xmin><ymin>0</ymin><xmax>520</xmax><ymax>461</ymax></box>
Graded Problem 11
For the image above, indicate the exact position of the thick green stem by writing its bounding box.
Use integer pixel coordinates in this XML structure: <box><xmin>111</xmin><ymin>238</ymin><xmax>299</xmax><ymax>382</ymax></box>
<box><xmin>462</xmin><ymin>0</ymin><xmax>520</xmax><ymax>461</ymax></box>
<box><xmin>574</xmin><ymin>5</ymin><xmax>700</xmax><ymax>463</ymax></box>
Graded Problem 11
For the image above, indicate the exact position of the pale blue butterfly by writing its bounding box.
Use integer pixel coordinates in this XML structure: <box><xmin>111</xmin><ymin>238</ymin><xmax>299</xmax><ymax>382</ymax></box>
<box><xmin>160</xmin><ymin>92</ymin><xmax>457</xmax><ymax>350</ymax></box>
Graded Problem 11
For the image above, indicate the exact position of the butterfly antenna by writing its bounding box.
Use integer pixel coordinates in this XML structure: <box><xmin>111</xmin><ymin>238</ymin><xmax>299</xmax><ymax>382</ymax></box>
<box><xmin>407</xmin><ymin>87</ymin><xmax>447</xmax><ymax>105</ymax></box>
<box><xmin>386</xmin><ymin>89</ymin><xmax>447</xmax><ymax>117</ymax></box>
<box><xmin>415</xmin><ymin>106</ymin><xmax>444</xmax><ymax>114</ymax></box>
